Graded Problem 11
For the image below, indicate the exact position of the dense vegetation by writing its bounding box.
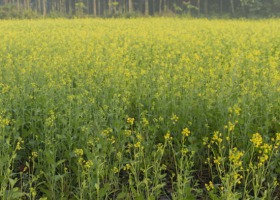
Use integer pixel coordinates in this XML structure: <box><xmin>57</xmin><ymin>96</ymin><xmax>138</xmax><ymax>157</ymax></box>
<box><xmin>0</xmin><ymin>0</ymin><xmax>279</xmax><ymax>19</ymax></box>
<box><xmin>0</xmin><ymin>19</ymin><xmax>280</xmax><ymax>199</ymax></box>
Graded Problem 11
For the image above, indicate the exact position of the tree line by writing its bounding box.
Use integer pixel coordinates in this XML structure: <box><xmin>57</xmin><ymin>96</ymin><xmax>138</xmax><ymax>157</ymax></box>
<box><xmin>0</xmin><ymin>0</ymin><xmax>279</xmax><ymax>19</ymax></box>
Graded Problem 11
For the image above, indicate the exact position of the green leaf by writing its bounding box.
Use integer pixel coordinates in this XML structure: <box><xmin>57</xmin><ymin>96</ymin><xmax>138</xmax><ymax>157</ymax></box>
<box><xmin>130</xmin><ymin>186</ymin><xmax>138</xmax><ymax>197</ymax></box>
<box><xmin>54</xmin><ymin>174</ymin><xmax>66</xmax><ymax>182</ymax></box>
<box><xmin>99</xmin><ymin>183</ymin><xmax>110</xmax><ymax>198</ymax></box>
<box><xmin>275</xmin><ymin>166</ymin><xmax>280</xmax><ymax>173</ymax></box>
<box><xmin>148</xmin><ymin>195</ymin><xmax>156</xmax><ymax>200</ymax></box>
<box><xmin>11</xmin><ymin>188</ymin><xmax>26</xmax><ymax>199</ymax></box>
<box><xmin>184</xmin><ymin>186</ymin><xmax>195</xmax><ymax>200</ymax></box>
<box><xmin>209</xmin><ymin>191</ymin><xmax>222</xmax><ymax>200</ymax></box>
<box><xmin>38</xmin><ymin>186</ymin><xmax>53</xmax><ymax>199</ymax></box>
<box><xmin>151</xmin><ymin>183</ymin><xmax>166</xmax><ymax>192</ymax></box>
<box><xmin>55</xmin><ymin>159</ymin><xmax>66</xmax><ymax>167</ymax></box>
<box><xmin>116</xmin><ymin>192</ymin><xmax>128</xmax><ymax>199</ymax></box>
<box><xmin>135</xmin><ymin>194</ymin><xmax>145</xmax><ymax>200</ymax></box>
<box><xmin>8</xmin><ymin>178</ymin><xmax>18</xmax><ymax>188</ymax></box>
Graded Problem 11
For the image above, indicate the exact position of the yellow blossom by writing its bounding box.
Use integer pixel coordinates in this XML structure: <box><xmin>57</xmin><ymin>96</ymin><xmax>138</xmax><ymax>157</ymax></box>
<box><xmin>141</xmin><ymin>117</ymin><xmax>149</xmax><ymax>126</ymax></box>
<box><xmin>113</xmin><ymin>167</ymin><xmax>119</xmax><ymax>173</ymax></box>
<box><xmin>164</xmin><ymin>132</ymin><xmax>172</xmax><ymax>141</ymax></box>
<box><xmin>84</xmin><ymin>160</ymin><xmax>93</xmax><ymax>169</ymax></box>
<box><xmin>134</xmin><ymin>141</ymin><xmax>141</xmax><ymax>148</ymax></box>
<box><xmin>205</xmin><ymin>181</ymin><xmax>214</xmax><ymax>191</ymax></box>
<box><xmin>250</xmin><ymin>132</ymin><xmax>263</xmax><ymax>148</ymax></box>
<box><xmin>127</xmin><ymin>117</ymin><xmax>135</xmax><ymax>125</ymax></box>
<box><xmin>32</xmin><ymin>151</ymin><xmax>38</xmax><ymax>158</ymax></box>
<box><xmin>229</xmin><ymin>147</ymin><xmax>244</xmax><ymax>168</ymax></box>
<box><xmin>170</xmin><ymin>114</ymin><xmax>179</xmax><ymax>124</ymax></box>
<box><xmin>74</xmin><ymin>148</ymin><xmax>84</xmax><ymax>156</ymax></box>
<box><xmin>181</xmin><ymin>128</ymin><xmax>191</xmax><ymax>137</ymax></box>
<box><xmin>123</xmin><ymin>163</ymin><xmax>131</xmax><ymax>171</ymax></box>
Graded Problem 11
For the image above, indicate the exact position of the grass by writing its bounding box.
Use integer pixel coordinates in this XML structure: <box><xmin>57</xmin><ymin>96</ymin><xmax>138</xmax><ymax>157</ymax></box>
<box><xmin>0</xmin><ymin>18</ymin><xmax>279</xmax><ymax>199</ymax></box>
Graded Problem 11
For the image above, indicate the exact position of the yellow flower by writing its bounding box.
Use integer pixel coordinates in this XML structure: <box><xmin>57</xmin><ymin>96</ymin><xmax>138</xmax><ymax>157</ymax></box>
<box><xmin>113</xmin><ymin>167</ymin><xmax>119</xmax><ymax>173</ymax></box>
<box><xmin>164</xmin><ymin>132</ymin><xmax>172</xmax><ymax>141</ymax></box>
<box><xmin>233</xmin><ymin>104</ymin><xmax>241</xmax><ymax>115</ymax></box>
<box><xmin>84</xmin><ymin>160</ymin><xmax>93</xmax><ymax>169</ymax></box>
<box><xmin>16</xmin><ymin>138</ymin><xmax>24</xmax><ymax>151</ymax></box>
<box><xmin>134</xmin><ymin>141</ymin><xmax>141</xmax><ymax>148</ymax></box>
<box><xmin>127</xmin><ymin>117</ymin><xmax>135</xmax><ymax>125</ymax></box>
<box><xmin>205</xmin><ymin>181</ymin><xmax>214</xmax><ymax>191</ymax></box>
<box><xmin>32</xmin><ymin>151</ymin><xmax>38</xmax><ymax>158</ymax></box>
<box><xmin>261</xmin><ymin>143</ymin><xmax>272</xmax><ymax>154</ymax></box>
<box><xmin>229</xmin><ymin>147</ymin><xmax>244</xmax><ymax>168</ymax></box>
<box><xmin>181</xmin><ymin>128</ymin><xmax>191</xmax><ymax>137</ymax></box>
<box><xmin>0</xmin><ymin>116</ymin><xmax>10</xmax><ymax>128</ymax></box>
<box><xmin>228</xmin><ymin>121</ymin><xmax>235</xmax><ymax>132</ymax></box>
<box><xmin>102</xmin><ymin>128</ymin><xmax>113</xmax><ymax>136</ymax></box>
<box><xmin>181</xmin><ymin>148</ymin><xmax>189</xmax><ymax>154</ymax></box>
<box><xmin>250</xmin><ymin>132</ymin><xmax>263</xmax><ymax>148</ymax></box>
<box><xmin>202</xmin><ymin>137</ymin><xmax>208</xmax><ymax>145</ymax></box>
<box><xmin>45</xmin><ymin>110</ymin><xmax>56</xmax><ymax>127</ymax></box>
<box><xmin>124</xmin><ymin>130</ymin><xmax>132</xmax><ymax>136</ymax></box>
<box><xmin>170</xmin><ymin>114</ymin><xmax>179</xmax><ymax>124</ymax></box>
<box><xmin>123</xmin><ymin>163</ymin><xmax>131</xmax><ymax>171</ymax></box>
<box><xmin>213</xmin><ymin>156</ymin><xmax>222</xmax><ymax>165</ymax></box>
<box><xmin>211</xmin><ymin>131</ymin><xmax>222</xmax><ymax>144</ymax></box>
<box><xmin>109</xmin><ymin>136</ymin><xmax>115</xmax><ymax>144</ymax></box>
<box><xmin>74</xmin><ymin>148</ymin><xmax>84</xmax><ymax>156</ymax></box>
<box><xmin>16</xmin><ymin>141</ymin><xmax>22</xmax><ymax>150</ymax></box>
<box><xmin>141</xmin><ymin>117</ymin><xmax>149</xmax><ymax>126</ymax></box>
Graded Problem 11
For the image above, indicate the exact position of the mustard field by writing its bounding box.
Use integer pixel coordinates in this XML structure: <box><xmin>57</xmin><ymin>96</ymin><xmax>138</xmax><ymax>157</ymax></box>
<box><xmin>0</xmin><ymin>19</ymin><xmax>280</xmax><ymax>199</ymax></box>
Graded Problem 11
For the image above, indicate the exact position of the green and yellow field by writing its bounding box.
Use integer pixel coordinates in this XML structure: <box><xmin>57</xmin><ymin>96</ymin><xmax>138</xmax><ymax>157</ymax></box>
<box><xmin>0</xmin><ymin>19</ymin><xmax>280</xmax><ymax>199</ymax></box>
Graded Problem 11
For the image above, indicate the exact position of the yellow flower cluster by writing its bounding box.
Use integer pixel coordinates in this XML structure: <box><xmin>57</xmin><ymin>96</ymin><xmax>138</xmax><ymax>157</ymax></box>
<box><xmin>113</xmin><ymin>167</ymin><xmax>119</xmax><ymax>174</ymax></box>
<box><xmin>228</xmin><ymin>104</ymin><xmax>241</xmax><ymax>116</ymax></box>
<box><xmin>164</xmin><ymin>132</ymin><xmax>173</xmax><ymax>141</ymax></box>
<box><xmin>134</xmin><ymin>141</ymin><xmax>141</xmax><ymax>148</ymax></box>
<box><xmin>84</xmin><ymin>160</ymin><xmax>93</xmax><ymax>170</ymax></box>
<box><xmin>205</xmin><ymin>181</ymin><xmax>214</xmax><ymax>191</ymax></box>
<box><xmin>233</xmin><ymin>172</ymin><xmax>243</xmax><ymax>184</ymax></box>
<box><xmin>211</xmin><ymin>131</ymin><xmax>223</xmax><ymax>144</ymax></box>
<box><xmin>250</xmin><ymin>133</ymin><xmax>279</xmax><ymax>167</ymax></box>
<box><xmin>32</xmin><ymin>151</ymin><xmax>38</xmax><ymax>158</ymax></box>
<box><xmin>141</xmin><ymin>117</ymin><xmax>149</xmax><ymax>126</ymax></box>
<box><xmin>0</xmin><ymin>116</ymin><xmax>10</xmax><ymax>128</ymax></box>
<box><xmin>127</xmin><ymin>117</ymin><xmax>135</xmax><ymax>125</ymax></box>
<box><xmin>123</xmin><ymin>163</ymin><xmax>131</xmax><ymax>171</ymax></box>
<box><xmin>181</xmin><ymin>147</ymin><xmax>189</xmax><ymax>155</ymax></box>
<box><xmin>250</xmin><ymin>132</ymin><xmax>263</xmax><ymax>148</ymax></box>
<box><xmin>181</xmin><ymin>128</ymin><xmax>191</xmax><ymax>137</ymax></box>
<box><xmin>74</xmin><ymin>148</ymin><xmax>84</xmax><ymax>157</ymax></box>
<box><xmin>16</xmin><ymin>138</ymin><xmax>24</xmax><ymax>151</ymax></box>
<box><xmin>170</xmin><ymin>114</ymin><xmax>179</xmax><ymax>124</ymax></box>
<box><xmin>257</xmin><ymin>142</ymin><xmax>273</xmax><ymax>166</ymax></box>
<box><xmin>74</xmin><ymin>148</ymin><xmax>93</xmax><ymax>170</ymax></box>
<box><xmin>124</xmin><ymin>130</ymin><xmax>132</xmax><ymax>137</ymax></box>
<box><xmin>213</xmin><ymin>156</ymin><xmax>222</xmax><ymax>165</ymax></box>
<box><xmin>229</xmin><ymin>147</ymin><xmax>244</xmax><ymax>168</ymax></box>
<box><xmin>101</xmin><ymin>128</ymin><xmax>113</xmax><ymax>137</ymax></box>
<box><xmin>224</xmin><ymin>121</ymin><xmax>237</xmax><ymax>132</ymax></box>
